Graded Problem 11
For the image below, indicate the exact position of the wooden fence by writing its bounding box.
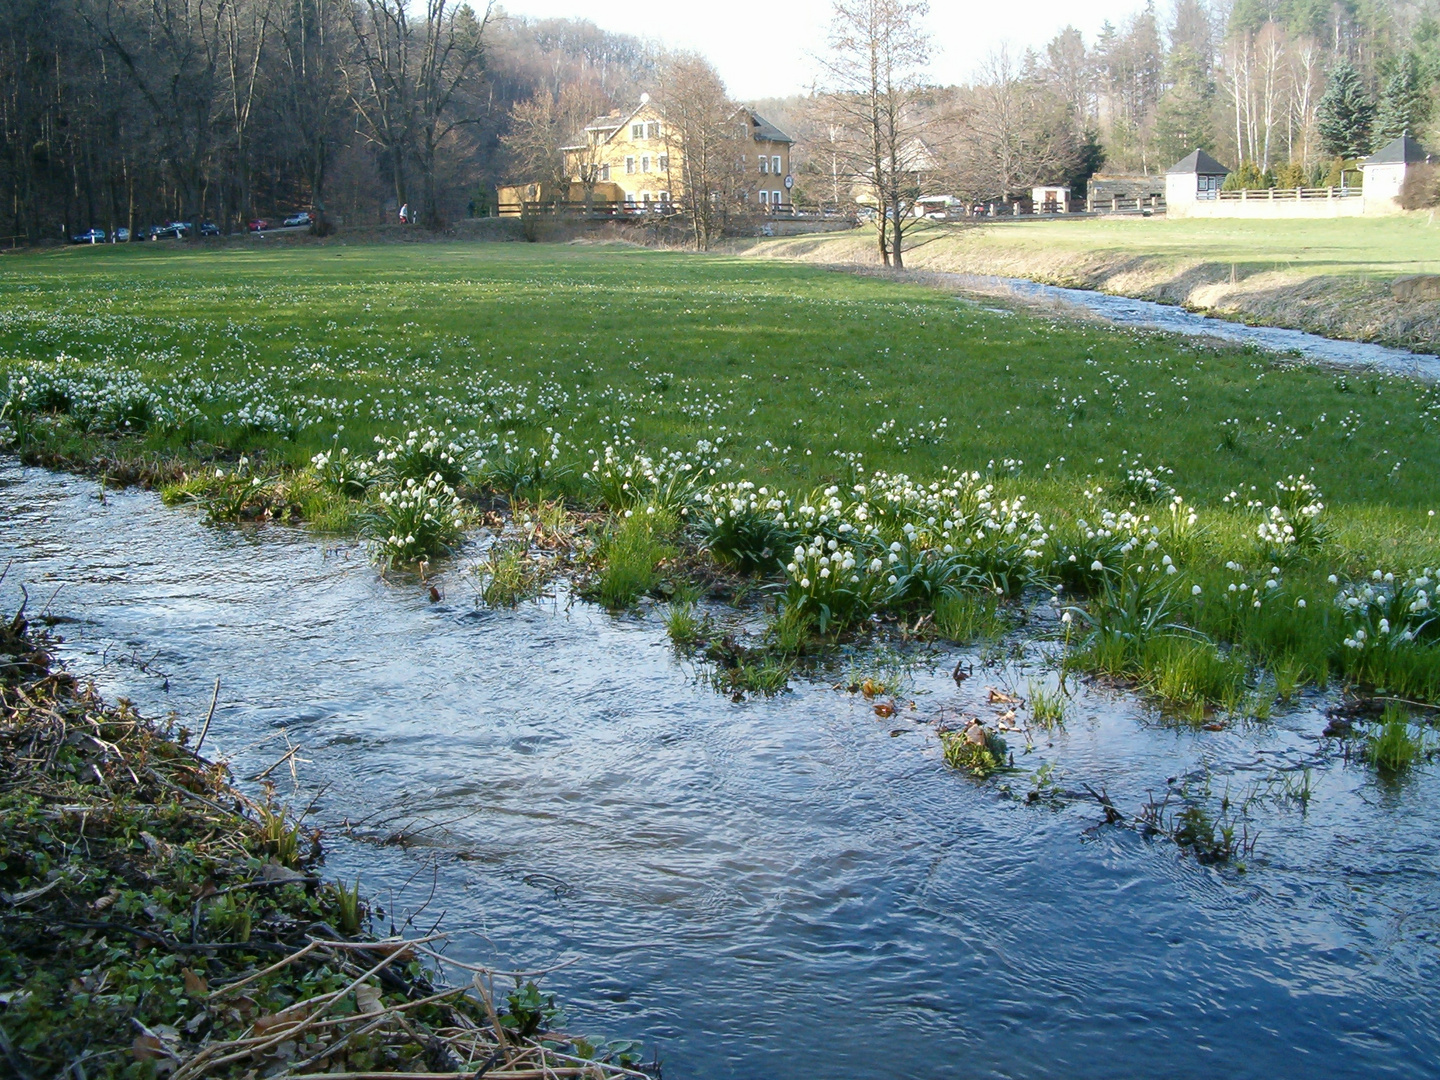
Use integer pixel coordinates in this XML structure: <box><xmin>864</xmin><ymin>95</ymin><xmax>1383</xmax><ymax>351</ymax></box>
<box><xmin>1215</xmin><ymin>186</ymin><xmax>1362</xmax><ymax>202</ymax></box>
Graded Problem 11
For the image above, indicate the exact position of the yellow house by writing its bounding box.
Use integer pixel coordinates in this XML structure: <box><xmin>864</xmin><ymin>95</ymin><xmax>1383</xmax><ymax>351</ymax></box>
<box><xmin>552</xmin><ymin>94</ymin><xmax>794</xmax><ymax>212</ymax></box>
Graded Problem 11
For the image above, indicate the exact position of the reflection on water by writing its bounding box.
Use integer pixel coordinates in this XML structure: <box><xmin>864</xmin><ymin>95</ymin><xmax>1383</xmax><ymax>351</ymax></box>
<box><xmin>2</xmin><ymin>460</ymin><xmax>1438</xmax><ymax>1080</ymax></box>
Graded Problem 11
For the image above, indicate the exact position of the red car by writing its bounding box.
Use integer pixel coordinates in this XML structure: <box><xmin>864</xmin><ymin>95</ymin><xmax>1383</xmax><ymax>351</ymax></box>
<box><xmin>248</xmin><ymin>219</ymin><xmax>269</xmax><ymax>232</ymax></box>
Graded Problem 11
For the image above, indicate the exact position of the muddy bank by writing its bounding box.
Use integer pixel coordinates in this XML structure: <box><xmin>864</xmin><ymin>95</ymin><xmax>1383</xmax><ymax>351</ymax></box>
<box><xmin>733</xmin><ymin>226</ymin><xmax>1440</xmax><ymax>354</ymax></box>
<box><xmin>0</xmin><ymin>599</ymin><xmax>649</xmax><ymax>1079</ymax></box>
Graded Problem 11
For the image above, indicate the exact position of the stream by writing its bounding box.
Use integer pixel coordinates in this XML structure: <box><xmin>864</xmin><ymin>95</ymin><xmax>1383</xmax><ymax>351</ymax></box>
<box><xmin>3</xmin><ymin>458</ymin><xmax>1438</xmax><ymax>1079</ymax></box>
<box><xmin>947</xmin><ymin>273</ymin><xmax>1440</xmax><ymax>382</ymax></box>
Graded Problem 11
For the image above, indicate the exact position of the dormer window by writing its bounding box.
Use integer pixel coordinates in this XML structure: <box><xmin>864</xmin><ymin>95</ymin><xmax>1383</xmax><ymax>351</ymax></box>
<box><xmin>632</xmin><ymin>123</ymin><xmax>645</xmax><ymax>139</ymax></box>
<box><xmin>647</xmin><ymin>122</ymin><xmax>661</xmax><ymax>139</ymax></box>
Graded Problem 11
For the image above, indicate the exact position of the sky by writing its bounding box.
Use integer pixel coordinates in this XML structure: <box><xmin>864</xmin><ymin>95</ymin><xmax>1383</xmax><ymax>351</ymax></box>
<box><xmin>498</xmin><ymin>0</ymin><xmax>1152</xmax><ymax>99</ymax></box>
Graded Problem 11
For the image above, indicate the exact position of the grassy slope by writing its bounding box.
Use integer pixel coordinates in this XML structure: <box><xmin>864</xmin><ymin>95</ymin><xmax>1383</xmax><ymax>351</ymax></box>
<box><xmin>739</xmin><ymin>215</ymin><xmax>1440</xmax><ymax>350</ymax></box>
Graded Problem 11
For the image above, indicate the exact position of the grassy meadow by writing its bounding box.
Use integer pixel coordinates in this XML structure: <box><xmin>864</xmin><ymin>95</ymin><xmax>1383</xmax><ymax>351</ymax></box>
<box><xmin>742</xmin><ymin>214</ymin><xmax>1440</xmax><ymax>354</ymax></box>
<box><xmin>752</xmin><ymin>214</ymin><xmax>1440</xmax><ymax>280</ymax></box>
<box><xmin>4</xmin><ymin>240</ymin><xmax>1440</xmax><ymax>712</ymax></box>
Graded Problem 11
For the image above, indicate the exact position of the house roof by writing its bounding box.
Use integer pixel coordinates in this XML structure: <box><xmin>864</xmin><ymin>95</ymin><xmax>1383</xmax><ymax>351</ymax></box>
<box><xmin>1166</xmin><ymin>149</ymin><xmax>1230</xmax><ymax>176</ymax></box>
<box><xmin>583</xmin><ymin>112</ymin><xmax>624</xmax><ymax>133</ymax></box>
<box><xmin>742</xmin><ymin>109</ymin><xmax>793</xmax><ymax>144</ymax></box>
<box><xmin>1364</xmin><ymin>134</ymin><xmax>1435</xmax><ymax>165</ymax></box>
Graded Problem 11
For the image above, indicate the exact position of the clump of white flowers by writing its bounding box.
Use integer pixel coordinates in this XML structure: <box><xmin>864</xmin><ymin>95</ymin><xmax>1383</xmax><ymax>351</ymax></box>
<box><xmin>1256</xmin><ymin>474</ymin><xmax>1326</xmax><ymax>557</ymax></box>
<box><xmin>366</xmin><ymin>472</ymin><xmax>468</xmax><ymax>566</ymax></box>
<box><xmin>1335</xmin><ymin>569</ymin><xmax>1438</xmax><ymax>652</ymax></box>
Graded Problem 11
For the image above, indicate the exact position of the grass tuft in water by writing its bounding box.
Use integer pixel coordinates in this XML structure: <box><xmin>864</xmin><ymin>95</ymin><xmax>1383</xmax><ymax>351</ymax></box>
<box><xmin>592</xmin><ymin>507</ymin><xmax>676</xmax><ymax>609</ymax></box>
<box><xmin>479</xmin><ymin>542</ymin><xmax>552</xmax><ymax>607</ymax></box>
<box><xmin>1364</xmin><ymin>702</ymin><xmax>1429</xmax><ymax>775</ymax></box>
<box><xmin>1027</xmin><ymin>680</ymin><xmax>1068</xmax><ymax>730</ymax></box>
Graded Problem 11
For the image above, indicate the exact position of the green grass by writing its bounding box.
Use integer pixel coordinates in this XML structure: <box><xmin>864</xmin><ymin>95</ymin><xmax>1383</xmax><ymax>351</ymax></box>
<box><xmin>5</xmin><ymin>241</ymin><xmax>1440</xmax><ymax>698</ymax></box>
<box><xmin>752</xmin><ymin>214</ymin><xmax>1440</xmax><ymax>282</ymax></box>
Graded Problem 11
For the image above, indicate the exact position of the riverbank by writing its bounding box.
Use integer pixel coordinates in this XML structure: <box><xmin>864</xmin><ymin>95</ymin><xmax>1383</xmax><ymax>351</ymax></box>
<box><xmin>4</xmin><ymin>242</ymin><xmax>1440</xmax><ymax>713</ymax></box>
<box><xmin>0</xmin><ymin>600</ymin><xmax>650</xmax><ymax>1078</ymax></box>
<box><xmin>732</xmin><ymin>216</ymin><xmax>1440</xmax><ymax>354</ymax></box>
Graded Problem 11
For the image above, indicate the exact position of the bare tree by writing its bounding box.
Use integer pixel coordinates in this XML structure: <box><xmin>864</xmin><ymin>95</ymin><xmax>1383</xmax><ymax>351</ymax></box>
<box><xmin>956</xmin><ymin>47</ymin><xmax>1079</xmax><ymax>202</ymax></box>
<box><xmin>820</xmin><ymin>0</ymin><xmax>931</xmax><ymax>268</ymax></box>
<box><xmin>502</xmin><ymin>83</ymin><xmax>605</xmax><ymax>206</ymax></box>
<box><xmin>654</xmin><ymin>52</ymin><xmax>741</xmax><ymax>249</ymax></box>
<box><xmin>84</xmin><ymin>0</ymin><xmax>229</xmax><ymax>227</ymax></box>
<box><xmin>276</xmin><ymin>0</ymin><xmax>352</xmax><ymax>230</ymax></box>
<box><xmin>349</xmin><ymin>0</ymin><xmax>487</xmax><ymax>227</ymax></box>
<box><xmin>221</xmin><ymin>0</ymin><xmax>275</xmax><ymax>228</ymax></box>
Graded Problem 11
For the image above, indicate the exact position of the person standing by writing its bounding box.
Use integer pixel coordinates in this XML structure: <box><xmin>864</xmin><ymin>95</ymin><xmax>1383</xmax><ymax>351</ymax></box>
<box><xmin>399</xmin><ymin>203</ymin><xmax>409</xmax><ymax>224</ymax></box>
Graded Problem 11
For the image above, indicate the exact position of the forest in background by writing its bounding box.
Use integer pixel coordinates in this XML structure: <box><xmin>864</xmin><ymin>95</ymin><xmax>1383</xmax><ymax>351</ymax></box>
<box><xmin>5</xmin><ymin>0</ymin><xmax>1440</xmax><ymax>242</ymax></box>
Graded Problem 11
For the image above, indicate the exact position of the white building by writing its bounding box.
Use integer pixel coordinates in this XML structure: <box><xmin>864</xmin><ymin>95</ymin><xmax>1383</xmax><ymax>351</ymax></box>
<box><xmin>1164</xmin><ymin>149</ymin><xmax>1229</xmax><ymax>212</ymax></box>
<box><xmin>1361</xmin><ymin>135</ymin><xmax>1436</xmax><ymax>215</ymax></box>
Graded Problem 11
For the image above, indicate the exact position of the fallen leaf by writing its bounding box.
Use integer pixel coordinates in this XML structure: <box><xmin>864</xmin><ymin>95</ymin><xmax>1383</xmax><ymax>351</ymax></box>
<box><xmin>253</xmin><ymin>1003</ymin><xmax>309</xmax><ymax>1036</ymax></box>
<box><xmin>131</xmin><ymin>1035</ymin><xmax>166</xmax><ymax>1061</ymax></box>
<box><xmin>354</xmin><ymin>983</ymin><xmax>384</xmax><ymax>1016</ymax></box>
<box><xmin>873</xmin><ymin>702</ymin><xmax>895</xmax><ymax>718</ymax></box>
<box><xmin>183</xmin><ymin>968</ymin><xmax>209</xmax><ymax>997</ymax></box>
<box><xmin>259</xmin><ymin>862</ymin><xmax>307</xmax><ymax>884</ymax></box>
<box><xmin>987</xmin><ymin>689</ymin><xmax>1019</xmax><ymax>705</ymax></box>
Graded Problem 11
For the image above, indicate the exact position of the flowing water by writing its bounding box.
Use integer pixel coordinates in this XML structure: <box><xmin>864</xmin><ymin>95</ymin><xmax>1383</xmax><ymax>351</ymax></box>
<box><xmin>948</xmin><ymin>273</ymin><xmax>1440</xmax><ymax>383</ymax></box>
<box><xmin>3</xmin><ymin>459</ymin><xmax>1438</xmax><ymax>1079</ymax></box>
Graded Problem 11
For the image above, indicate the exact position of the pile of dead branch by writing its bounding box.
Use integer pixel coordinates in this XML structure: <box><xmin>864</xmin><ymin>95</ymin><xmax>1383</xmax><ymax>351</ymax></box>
<box><xmin>0</xmin><ymin>601</ymin><xmax>654</xmax><ymax>1079</ymax></box>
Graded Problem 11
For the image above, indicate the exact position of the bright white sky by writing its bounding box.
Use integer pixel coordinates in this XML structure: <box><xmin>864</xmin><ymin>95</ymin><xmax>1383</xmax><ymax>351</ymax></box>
<box><xmin>498</xmin><ymin>0</ymin><xmax>1150</xmax><ymax>99</ymax></box>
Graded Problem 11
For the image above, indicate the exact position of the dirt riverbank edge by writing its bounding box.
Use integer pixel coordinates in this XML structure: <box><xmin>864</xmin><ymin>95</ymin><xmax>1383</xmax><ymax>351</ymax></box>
<box><xmin>731</xmin><ymin>229</ymin><xmax>1440</xmax><ymax>355</ymax></box>
<box><xmin>0</xmin><ymin>603</ymin><xmax>651</xmax><ymax>1079</ymax></box>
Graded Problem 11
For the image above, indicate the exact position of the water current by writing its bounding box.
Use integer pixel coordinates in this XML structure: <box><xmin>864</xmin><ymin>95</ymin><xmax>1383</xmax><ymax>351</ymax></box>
<box><xmin>950</xmin><ymin>274</ymin><xmax>1440</xmax><ymax>383</ymax></box>
<box><xmin>2</xmin><ymin>459</ymin><xmax>1438</xmax><ymax>1079</ymax></box>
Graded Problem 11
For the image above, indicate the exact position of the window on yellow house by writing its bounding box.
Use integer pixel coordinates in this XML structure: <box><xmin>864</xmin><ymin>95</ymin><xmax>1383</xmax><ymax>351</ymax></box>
<box><xmin>658</xmin><ymin>154</ymin><xmax>668</xmax><ymax>171</ymax></box>
<box><xmin>632</xmin><ymin>123</ymin><xmax>644</xmax><ymax>139</ymax></box>
<box><xmin>647</xmin><ymin>122</ymin><xmax>660</xmax><ymax>139</ymax></box>
<box><xmin>772</xmin><ymin>155</ymin><xmax>782</xmax><ymax>174</ymax></box>
<box><xmin>601</xmin><ymin>163</ymin><xmax>610</xmax><ymax>181</ymax></box>
<box><xmin>659</xmin><ymin>191</ymin><xmax>670</xmax><ymax>204</ymax></box>
<box><xmin>642</xmin><ymin>155</ymin><xmax>650</xmax><ymax>173</ymax></box>
<box><xmin>759</xmin><ymin>157</ymin><xmax>769</xmax><ymax>174</ymax></box>
<box><xmin>625</xmin><ymin>157</ymin><xmax>635</xmax><ymax>174</ymax></box>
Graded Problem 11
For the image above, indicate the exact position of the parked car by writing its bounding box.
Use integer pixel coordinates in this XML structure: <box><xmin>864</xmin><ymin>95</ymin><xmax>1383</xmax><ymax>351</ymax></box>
<box><xmin>151</xmin><ymin>221</ymin><xmax>189</xmax><ymax>239</ymax></box>
<box><xmin>248</xmin><ymin>219</ymin><xmax>269</xmax><ymax>232</ymax></box>
<box><xmin>199</xmin><ymin>222</ymin><xmax>221</xmax><ymax>237</ymax></box>
<box><xmin>282</xmin><ymin>211</ymin><xmax>312</xmax><ymax>228</ymax></box>
<box><xmin>72</xmin><ymin>228</ymin><xmax>106</xmax><ymax>244</ymax></box>
<box><xmin>114</xmin><ymin>227</ymin><xmax>131</xmax><ymax>242</ymax></box>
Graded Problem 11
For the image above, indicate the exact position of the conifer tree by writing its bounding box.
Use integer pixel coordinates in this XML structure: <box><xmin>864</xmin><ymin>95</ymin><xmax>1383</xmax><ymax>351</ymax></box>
<box><xmin>1317</xmin><ymin>59</ymin><xmax>1375</xmax><ymax>158</ymax></box>
<box><xmin>1375</xmin><ymin>53</ymin><xmax>1430</xmax><ymax>143</ymax></box>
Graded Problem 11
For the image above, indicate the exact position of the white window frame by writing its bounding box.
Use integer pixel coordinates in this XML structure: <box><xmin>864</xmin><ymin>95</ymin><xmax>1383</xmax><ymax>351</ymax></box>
<box><xmin>772</xmin><ymin>155</ymin><xmax>782</xmax><ymax>175</ymax></box>
<box><xmin>759</xmin><ymin>157</ymin><xmax>769</xmax><ymax>174</ymax></box>
<box><xmin>658</xmin><ymin>154</ymin><xmax>668</xmax><ymax>171</ymax></box>
<box><xmin>641</xmin><ymin>155</ymin><xmax>650</xmax><ymax>173</ymax></box>
<box><xmin>659</xmin><ymin>190</ymin><xmax>670</xmax><ymax>204</ymax></box>
<box><xmin>647</xmin><ymin>122</ymin><xmax>660</xmax><ymax>139</ymax></box>
<box><xmin>625</xmin><ymin>156</ymin><xmax>635</xmax><ymax>175</ymax></box>
<box><xmin>600</xmin><ymin>163</ymin><xmax>610</xmax><ymax>181</ymax></box>
<box><xmin>759</xmin><ymin>190</ymin><xmax>769</xmax><ymax>205</ymax></box>
<box><xmin>632</xmin><ymin>123</ymin><xmax>645</xmax><ymax>140</ymax></box>
<box><xmin>773</xmin><ymin>190</ymin><xmax>782</xmax><ymax>207</ymax></box>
